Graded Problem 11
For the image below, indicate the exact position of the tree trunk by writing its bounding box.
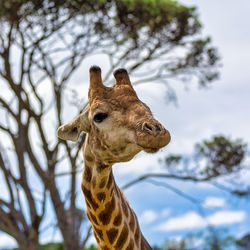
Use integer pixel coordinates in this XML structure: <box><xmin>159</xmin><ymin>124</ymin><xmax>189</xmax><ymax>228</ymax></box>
<box><xmin>63</xmin><ymin>240</ymin><xmax>80</xmax><ymax>250</ymax></box>
<box><xmin>17</xmin><ymin>229</ymin><xmax>41</xmax><ymax>250</ymax></box>
<box><xmin>18</xmin><ymin>241</ymin><xmax>41</xmax><ymax>250</ymax></box>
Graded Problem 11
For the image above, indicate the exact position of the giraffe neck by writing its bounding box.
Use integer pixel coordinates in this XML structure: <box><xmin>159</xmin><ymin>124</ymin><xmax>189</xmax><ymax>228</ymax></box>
<box><xmin>81</xmin><ymin>139</ymin><xmax>152</xmax><ymax>250</ymax></box>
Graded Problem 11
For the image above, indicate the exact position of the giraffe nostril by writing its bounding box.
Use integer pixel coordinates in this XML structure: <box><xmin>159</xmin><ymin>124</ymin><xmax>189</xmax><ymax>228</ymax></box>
<box><xmin>144</xmin><ymin>123</ymin><xmax>153</xmax><ymax>131</ymax></box>
<box><xmin>143</xmin><ymin>122</ymin><xmax>163</xmax><ymax>135</ymax></box>
<box><xmin>155</xmin><ymin>124</ymin><xmax>161</xmax><ymax>132</ymax></box>
<box><xmin>155</xmin><ymin>124</ymin><xmax>162</xmax><ymax>134</ymax></box>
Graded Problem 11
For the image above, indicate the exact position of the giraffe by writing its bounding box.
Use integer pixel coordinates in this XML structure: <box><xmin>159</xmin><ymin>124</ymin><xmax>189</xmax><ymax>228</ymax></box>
<box><xmin>57</xmin><ymin>66</ymin><xmax>171</xmax><ymax>250</ymax></box>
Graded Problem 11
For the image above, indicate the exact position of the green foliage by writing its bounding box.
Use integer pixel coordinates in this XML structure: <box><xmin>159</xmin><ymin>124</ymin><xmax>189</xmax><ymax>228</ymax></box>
<box><xmin>0</xmin><ymin>0</ymin><xmax>199</xmax><ymax>43</ymax></box>
<box><xmin>163</xmin><ymin>238</ymin><xmax>187</xmax><ymax>250</ymax></box>
<box><xmin>165</xmin><ymin>155</ymin><xmax>182</xmax><ymax>167</ymax></box>
<box><xmin>0</xmin><ymin>0</ymin><xmax>110</xmax><ymax>22</ymax></box>
<box><xmin>0</xmin><ymin>0</ymin><xmax>220</xmax><ymax>86</ymax></box>
<box><xmin>161</xmin><ymin>229</ymin><xmax>238</xmax><ymax>250</ymax></box>
<box><xmin>84</xmin><ymin>245</ymin><xmax>98</xmax><ymax>250</ymax></box>
<box><xmin>171</xmin><ymin>37</ymin><xmax>220</xmax><ymax>85</ymax></box>
<box><xmin>153</xmin><ymin>246</ymin><xmax>163</xmax><ymax>250</ymax></box>
<box><xmin>236</xmin><ymin>234</ymin><xmax>250</xmax><ymax>249</ymax></box>
<box><xmin>10</xmin><ymin>244</ymin><xmax>62</xmax><ymax>250</ymax></box>
<box><xmin>115</xmin><ymin>0</ymin><xmax>199</xmax><ymax>40</ymax></box>
<box><xmin>41</xmin><ymin>243</ymin><xmax>63</xmax><ymax>250</ymax></box>
<box><xmin>195</xmin><ymin>135</ymin><xmax>247</xmax><ymax>177</ymax></box>
<box><xmin>202</xmin><ymin>229</ymin><xmax>237</xmax><ymax>250</ymax></box>
<box><xmin>162</xmin><ymin>135</ymin><xmax>249</xmax><ymax>196</ymax></box>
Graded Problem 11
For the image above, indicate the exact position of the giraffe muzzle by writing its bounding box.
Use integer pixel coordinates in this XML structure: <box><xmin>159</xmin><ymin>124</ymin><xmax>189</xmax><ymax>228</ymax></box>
<box><xmin>137</xmin><ymin>121</ymin><xmax>171</xmax><ymax>152</ymax></box>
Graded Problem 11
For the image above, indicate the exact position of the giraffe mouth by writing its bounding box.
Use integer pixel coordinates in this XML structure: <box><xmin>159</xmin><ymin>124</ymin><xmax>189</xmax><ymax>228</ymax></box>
<box><xmin>139</xmin><ymin>146</ymin><xmax>160</xmax><ymax>154</ymax></box>
<box><xmin>144</xmin><ymin>147</ymin><xmax>160</xmax><ymax>153</ymax></box>
<box><xmin>137</xmin><ymin>129</ymin><xmax>171</xmax><ymax>153</ymax></box>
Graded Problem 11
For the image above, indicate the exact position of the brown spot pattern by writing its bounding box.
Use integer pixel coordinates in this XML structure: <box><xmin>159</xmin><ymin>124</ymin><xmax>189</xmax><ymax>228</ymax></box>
<box><xmin>79</xmin><ymin>68</ymin><xmax>168</xmax><ymax>249</ymax></box>
<box><xmin>97</xmin><ymin>163</ymin><xmax>109</xmax><ymax>173</ymax></box>
<box><xmin>93</xmin><ymin>225</ymin><xmax>104</xmax><ymax>241</ymax></box>
<box><xmin>129</xmin><ymin>211</ymin><xmax>135</xmax><ymax>232</ymax></box>
<box><xmin>114</xmin><ymin>223</ymin><xmax>129</xmax><ymax>249</ymax></box>
<box><xmin>83</xmin><ymin>165</ymin><xmax>92</xmax><ymax>182</ymax></box>
<box><xmin>107</xmin><ymin>172</ymin><xmax>113</xmax><ymax>189</ymax></box>
<box><xmin>121</xmin><ymin>196</ymin><xmax>129</xmax><ymax>217</ymax></box>
<box><xmin>99</xmin><ymin>177</ymin><xmax>106</xmax><ymax>189</ymax></box>
<box><xmin>94</xmin><ymin>232</ymin><xmax>100</xmax><ymax>243</ymax></box>
<box><xmin>85</xmin><ymin>154</ymin><xmax>94</xmax><ymax>162</ymax></box>
<box><xmin>106</xmin><ymin>228</ymin><xmax>119</xmax><ymax>245</ymax></box>
<box><xmin>86</xmin><ymin>200</ymin><xmax>91</xmax><ymax>208</ymax></box>
<box><xmin>92</xmin><ymin>176</ymin><xmax>96</xmax><ymax>189</ymax></box>
<box><xmin>134</xmin><ymin>224</ymin><xmax>140</xmax><ymax>247</ymax></box>
<box><xmin>126</xmin><ymin>238</ymin><xmax>134</xmax><ymax>250</ymax></box>
<box><xmin>113</xmin><ymin>211</ymin><xmax>122</xmax><ymax>226</ymax></box>
<box><xmin>82</xmin><ymin>186</ymin><xmax>99</xmax><ymax>210</ymax></box>
<box><xmin>89</xmin><ymin>211</ymin><xmax>98</xmax><ymax>225</ymax></box>
<box><xmin>98</xmin><ymin>196</ymin><xmax>116</xmax><ymax>225</ymax></box>
<box><xmin>97</xmin><ymin>192</ymin><xmax>106</xmax><ymax>202</ymax></box>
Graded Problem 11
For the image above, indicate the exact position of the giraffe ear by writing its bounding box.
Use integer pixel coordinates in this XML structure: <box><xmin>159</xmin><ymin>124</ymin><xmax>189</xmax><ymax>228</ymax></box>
<box><xmin>57</xmin><ymin>107</ymin><xmax>90</xmax><ymax>142</ymax></box>
<box><xmin>113</xmin><ymin>68</ymin><xmax>132</xmax><ymax>86</ymax></box>
<box><xmin>89</xmin><ymin>65</ymin><xmax>103</xmax><ymax>89</ymax></box>
<box><xmin>88</xmin><ymin>65</ymin><xmax>105</xmax><ymax>102</ymax></box>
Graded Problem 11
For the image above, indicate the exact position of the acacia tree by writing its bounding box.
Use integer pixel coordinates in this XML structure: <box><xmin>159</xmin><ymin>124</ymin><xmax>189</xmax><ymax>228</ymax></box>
<box><xmin>123</xmin><ymin>135</ymin><xmax>250</xmax><ymax>196</ymax></box>
<box><xmin>0</xmin><ymin>0</ymin><xmax>220</xmax><ymax>249</ymax></box>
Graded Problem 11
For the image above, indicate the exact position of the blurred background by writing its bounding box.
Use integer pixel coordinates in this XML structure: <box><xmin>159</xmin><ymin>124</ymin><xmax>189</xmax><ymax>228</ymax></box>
<box><xmin>0</xmin><ymin>0</ymin><xmax>249</xmax><ymax>249</ymax></box>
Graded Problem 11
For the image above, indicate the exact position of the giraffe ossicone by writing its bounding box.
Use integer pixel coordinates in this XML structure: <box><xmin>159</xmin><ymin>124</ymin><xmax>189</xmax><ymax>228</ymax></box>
<box><xmin>57</xmin><ymin>66</ymin><xmax>170</xmax><ymax>249</ymax></box>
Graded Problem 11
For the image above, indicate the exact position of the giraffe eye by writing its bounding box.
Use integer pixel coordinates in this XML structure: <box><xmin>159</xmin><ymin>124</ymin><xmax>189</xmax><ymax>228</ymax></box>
<box><xmin>93</xmin><ymin>113</ymin><xmax>108</xmax><ymax>123</ymax></box>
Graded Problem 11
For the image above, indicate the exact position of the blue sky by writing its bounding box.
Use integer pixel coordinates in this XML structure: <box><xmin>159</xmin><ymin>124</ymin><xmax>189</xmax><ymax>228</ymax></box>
<box><xmin>1</xmin><ymin>0</ymin><xmax>250</xmax><ymax>248</ymax></box>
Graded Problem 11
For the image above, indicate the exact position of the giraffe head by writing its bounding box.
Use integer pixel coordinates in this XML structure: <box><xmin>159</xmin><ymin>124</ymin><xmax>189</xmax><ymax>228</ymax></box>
<box><xmin>57</xmin><ymin>66</ymin><xmax>170</xmax><ymax>164</ymax></box>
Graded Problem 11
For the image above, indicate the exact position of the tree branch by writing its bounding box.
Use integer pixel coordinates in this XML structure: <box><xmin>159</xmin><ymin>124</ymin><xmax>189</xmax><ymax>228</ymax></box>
<box><xmin>121</xmin><ymin>172</ymin><xmax>212</xmax><ymax>190</ymax></box>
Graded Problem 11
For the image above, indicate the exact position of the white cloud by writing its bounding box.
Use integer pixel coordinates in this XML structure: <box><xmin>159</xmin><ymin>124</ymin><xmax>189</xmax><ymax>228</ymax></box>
<box><xmin>155</xmin><ymin>210</ymin><xmax>246</xmax><ymax>232</ymax></box>
<box><xmin>203</xmin><ymin>197</ymin><xmax>226</xmax><ymax>208</ymax></box>
<box><xmin>155</xmin><ymin>212</ymin><xmax>206</xmax><ymax>231</ymax></box>
<box><xmin>207</xmin><ymin>210</ymin><xmax>246</xmax><ymax>226</ymax></box>
<box><xmin>0</xmin><ymin>233</ymin><xmax>17</xmax><ymax>248</ymax></box>
<box><xmin>139</xmin><ymin>210</ymin><xmax>158</xmax><ymax>224</ymax></box>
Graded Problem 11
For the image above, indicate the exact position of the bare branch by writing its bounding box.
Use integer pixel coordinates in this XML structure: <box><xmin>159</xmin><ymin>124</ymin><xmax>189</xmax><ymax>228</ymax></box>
<box><xmin>121</xmin><ymin>172</ymin><xmax>212</xmax><ymax>190</ymax></box>
<box><xmin>145</xmin><ymin>179</ymin><xmax>205</xmax><ymax>216</ymax></box>
<box><xmin>0</xmin><ymin>144</ymin><xmax>16</xmax><ymax>206</ymax></box>
<box><xmin>0</xmin><ymin>97</ymin><xmax>17</xmax><ymax>119</ymax></box>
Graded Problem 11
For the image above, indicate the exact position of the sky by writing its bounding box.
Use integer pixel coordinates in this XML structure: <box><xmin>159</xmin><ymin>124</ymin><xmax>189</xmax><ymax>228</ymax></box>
<box><xmin>1</xmin><ymin>0</ymin><xmax>250</xmax><ymax>249</ymax></box>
